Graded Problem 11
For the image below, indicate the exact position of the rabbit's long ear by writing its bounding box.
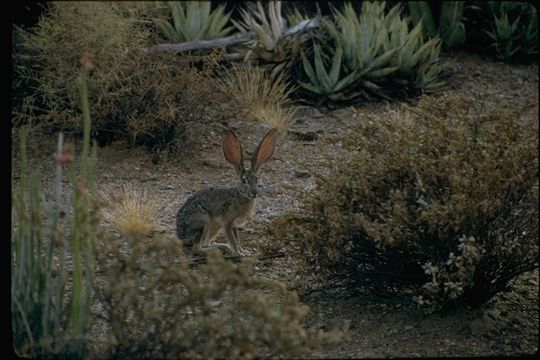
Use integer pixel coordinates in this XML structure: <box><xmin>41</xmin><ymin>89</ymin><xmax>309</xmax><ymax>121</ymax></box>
<box><xmin>251</xmin><ymin>129</ymin><xmax>278</xmax><ymax>173</ymax></box>
<box><xmin>223</xmin><ymin>130</ymin><xmax>244</xmax><ymax>174</ymax></box>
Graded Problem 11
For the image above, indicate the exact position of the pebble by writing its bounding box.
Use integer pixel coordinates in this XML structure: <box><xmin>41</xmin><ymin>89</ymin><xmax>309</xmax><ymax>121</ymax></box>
<box><xmin>294</xmin><ymin>168</ymin><xmax>311</xmax><ymax>178</ymax></box>
<box><xmin>470</xmin><ymin>314</ymin><xmax>495</xmax><ymax>336</ymax></box>
<box><xmin>300</xmin><ymin>131</ymin><xmax>320</xmax><ymax>141</ymax></box>
<box><xmin>404</xmin><ymin>325</ymin><xmax>414</xmax><ymax>331</ymax></box>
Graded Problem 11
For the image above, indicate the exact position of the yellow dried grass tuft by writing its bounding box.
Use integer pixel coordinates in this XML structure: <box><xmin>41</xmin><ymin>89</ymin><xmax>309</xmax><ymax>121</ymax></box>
<box><xmin>215</xmin><ymin>63</ymin><xmax>299</xmax><ymax>133</ymax></box>
<box><xmin>99</xmin><ymin>183</ymin><xmax>163</xmax><ymax>238</ymax></box>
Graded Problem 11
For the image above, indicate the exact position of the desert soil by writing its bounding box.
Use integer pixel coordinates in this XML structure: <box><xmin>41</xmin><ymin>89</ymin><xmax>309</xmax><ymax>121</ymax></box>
<box><xmin>13</xmin><ymin>53</ymin><xmax>538</xmax><ymax>358</ymax></box>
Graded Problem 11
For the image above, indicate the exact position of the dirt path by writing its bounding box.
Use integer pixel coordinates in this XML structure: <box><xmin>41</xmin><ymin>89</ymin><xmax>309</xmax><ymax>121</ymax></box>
<box><xmin>14</xmin><ymin>53</ymin><xmax>538</xmax><ymax>357</ymax></box>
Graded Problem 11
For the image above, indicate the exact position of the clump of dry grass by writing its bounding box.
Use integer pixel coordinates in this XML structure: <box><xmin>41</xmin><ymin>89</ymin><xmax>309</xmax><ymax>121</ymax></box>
<box><xmin>98</xmin><ymin>183</ymin><xmax>163</xmax><ymax>238</ymax></box>
<box><xmin>215</xmin><ymin>63</ymin><xmax>299</xmax><ymax>133</ymax></box>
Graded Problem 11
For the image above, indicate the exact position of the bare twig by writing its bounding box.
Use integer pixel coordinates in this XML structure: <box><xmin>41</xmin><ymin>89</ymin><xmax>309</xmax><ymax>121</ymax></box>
<box><xmin>147</xmin><ymin>17</ymin><xmax>320</xmax><ymax>54</ymax></box>
<box><xmin>188</xmin><ymin>252</ymin><xmax>286</xmax><ymax>267</ymax></box>
<box><xmin>147</xmin><ymin>32</ymin><xmax>255</xmax><ymax>53</ymax></box>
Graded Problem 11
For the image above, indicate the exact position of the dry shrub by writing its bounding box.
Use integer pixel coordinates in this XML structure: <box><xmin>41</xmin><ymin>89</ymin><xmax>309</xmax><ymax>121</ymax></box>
<box><xmin>97</xmin><ymin>233</ymin><xmax>340</xmax><ymax>359</ymax></box>
<box><xmin>271</xmin><ymin>94</ymin><xmax>538</xmax><ymax>312</ymax></box>
<box><xmin>116</xmin><ymin>50</ymin><xmax>234</xmax><ymax>155</ymax></box>
<box><xmin>15</xmin><ymin>2</ymin><xmax>150</xmax><ymax>126</ymax></box>
<box><xmin>98</xmin><ymin>183</ymin><xmax>165</xmax><ymax>238</ymax></box>
<box><xmin>15</xmin><ymin>2</ymin><xmax>237</xmax><ymax>156</ymax></box>
<box><xmin>215</xmin><ymin>63</ymin><xmax>299</xmax><ymax>133</ymax></box>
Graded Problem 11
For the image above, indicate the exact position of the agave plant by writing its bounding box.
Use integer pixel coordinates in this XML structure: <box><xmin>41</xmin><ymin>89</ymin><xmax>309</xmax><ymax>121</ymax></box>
<box><xmin>298</xmin><ymin>42</ymin><xmax>359</xmax><ymax>101</ymax></box>
<box><xmin>232</xmin><ymin>1</ymin><xmax>319</xmax><ymax>77</ymax></box>
<box><xmin>484</xmin><ymin>2</ymin><xmax>538</xmax><ymax>60</ymax></box>
<box><xmin>486</xmin><ymin>11</ymin><xmax>522</xmax><ymax>59</ymax></box>
<box><xmin>300</xmin><ymin>1</ymin><xmax>444</xmax><ymax>101</ymax></box>
<box><xmin>154</xmin><ymin>1</ymin><xmax>234</xmax><ymax>43</ymax></box>
<box><xmin>287</xmin><ymin>6</ymin><xmax>310</xmax><ymax>28</ymax></box>
<box><xmin>408</xmin><ymin>1</ymin><xmax>466</xmax><ymax>49</ymax></box>
<box><xmin>385</xmin><ymin>13</ymin><xmax>443</xmax><ymax>88</ymax></box>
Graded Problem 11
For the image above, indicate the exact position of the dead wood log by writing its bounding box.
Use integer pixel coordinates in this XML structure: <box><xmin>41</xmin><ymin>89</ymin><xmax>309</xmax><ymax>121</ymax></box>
<box><xmin>147</xmin><ymin>17</ymin><xmax>320</xmax><ymax>54</ymax></box>
<box><xmin>148</xmin><ymin>32</ymin><xmax>255</xmax><ymax>53</ymax></box>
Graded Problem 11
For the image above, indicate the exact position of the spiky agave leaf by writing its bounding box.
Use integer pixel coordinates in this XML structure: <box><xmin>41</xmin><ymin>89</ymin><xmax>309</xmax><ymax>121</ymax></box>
<box><xmin>155</xmin><ymin>1</ymin><xmax>233</xmax><ymax>43</ymax></box>
<box><xmin>287</xmin><ymin>7</ymin><xmax>309</xmax><ymax>27</ymax></box>
<box><xmin>232</xmin><ymin>1</ymin><xmax>316</xmax><ymax>73</ymax></box>
<box><xmin>299</xmin><ymin>42</ymin><xmax>359</xmax><ymax>99</ymax></box>
<box><xmin>302</xmin><ymin>1</ymin><xmax>444</xmax><ymax>100</ymax></box>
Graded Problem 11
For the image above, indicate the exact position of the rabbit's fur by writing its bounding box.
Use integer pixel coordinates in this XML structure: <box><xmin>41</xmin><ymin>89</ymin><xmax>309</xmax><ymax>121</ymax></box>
<box><xmin>176</xmin><ymin>129</ymin><xmax>278</xmax><ymax>257</ymax></box>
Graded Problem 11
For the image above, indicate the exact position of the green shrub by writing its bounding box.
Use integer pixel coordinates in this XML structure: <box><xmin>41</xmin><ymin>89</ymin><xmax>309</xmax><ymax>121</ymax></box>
<box><xmin>97</xmin><ymin>231</ymin><xmax>341</xmax><ymax>359</ymax></box>
<box><xmin>407</xmin><ymin>1</ymin><xmax>466</xmax><ymax>50</ymax></box>
<box><xmin>153</xmin><ymin>1</ymin><xmax>234</xmax><ymax>43</ymax></box>
<box><xmin>486</xmin><ymin>2</ymin><xmax>538</xmax><ymax>60</ymax></box>
<box><xmin>298</xmin><ymin>2</ymin><xmax>444</xmax><ymax>103</ymax></box>
<box><xmin>11</xmin><ymin>63</ymin><xmax>99</xmax><ymax>358</ymax></box>
<box><xmin>271</xmin><ymin>94</ymin><xmax>538</xmax><ymax>312</ymax></box>
<box><xmin>465</xmin><ymin>1</ymin><xmax>538</xmax><ymax>61</ymax></box>
<box><xmin>232</xmin><ymin>1</ymin><xmax>320</xmax><ymax>78</ymax></box>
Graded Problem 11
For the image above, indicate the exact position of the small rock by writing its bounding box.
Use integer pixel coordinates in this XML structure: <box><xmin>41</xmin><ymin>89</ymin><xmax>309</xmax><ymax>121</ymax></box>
<box><xmin>470</xmin><ymin>314</ymin><xmax>495</xmax><ymax>335</ymax></box>
<box><xmin>288</xmin><ymin>130</ymin><xmax>320</xmax><ymax>141</ymax></box>
<box><xmin>404</xmin><ymin>325</ymin><xmax>414</xmax><ymax>331</ymax></box>
<box><xmin>260</xmin><ymin>185</ymin><xmax>276</xmax><ymax>194</ymax></box>
<box><xmin>294</xmin><ymin>168</ymin><xmax>311</xmax><ymax>179</ymax></box>
<box><xmin>485</xmin><ymin>309</ymin><xmax>500</xmax><ymax>320</ymax></box>
<box><xmin>528</xmin><ymin>278</ymin><xmax>538</xmax><ymax>286</ymax></box>
<box><xmin>141</xmin><ymin>172</ymin><xmax>158</xmax><ymax>182</ymax></box>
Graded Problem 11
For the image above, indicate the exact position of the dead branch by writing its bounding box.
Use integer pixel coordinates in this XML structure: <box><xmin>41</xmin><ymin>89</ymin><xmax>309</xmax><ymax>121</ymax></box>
<box><xmin>146</xmin><ymin>17</ymin><xmax>320</xmax><ymax>54</ymax></box>
<box><xmin>188</xmin><ymin>252</ymin><xmax>286</xmax><ymax>267</ymax></box>
<box><xmin>147</xmin><ymin>32</ymin><xmax>255</xmax><ymax>53</ymax></box>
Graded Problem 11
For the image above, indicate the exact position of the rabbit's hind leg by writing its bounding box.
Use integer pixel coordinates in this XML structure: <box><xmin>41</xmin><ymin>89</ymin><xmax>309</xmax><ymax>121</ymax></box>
<box><xmin>194</xmin><ymin>222</ymin><xmax>223</xmax><ymax>257</ymax></box>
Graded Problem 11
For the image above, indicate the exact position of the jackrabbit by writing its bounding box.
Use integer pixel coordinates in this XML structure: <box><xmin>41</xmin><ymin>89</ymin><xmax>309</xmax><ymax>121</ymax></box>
<box><xmin>176</xmin><ymin>129</ymin><xmax>278</xmax><ymax>257</ymax></box>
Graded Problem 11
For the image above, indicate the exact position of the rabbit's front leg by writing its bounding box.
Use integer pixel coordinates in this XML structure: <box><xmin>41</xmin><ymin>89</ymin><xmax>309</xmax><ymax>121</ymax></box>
<box><xmin>233</xmin><ymin>227</ymin><xmax>251</xmax><ymax>256</ymax></box>
<box><xmin>225</xmin><ymin>225</ymin><xmax>241</xmax><ymax>256</ymax></box>
<box><xmin>225</xmin><ymin>225</ymin><xmax>249</xmax><ymax>256</ymax></box>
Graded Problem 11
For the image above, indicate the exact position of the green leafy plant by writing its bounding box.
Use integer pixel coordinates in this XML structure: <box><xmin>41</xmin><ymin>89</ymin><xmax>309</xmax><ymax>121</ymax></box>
<box><xmin>408</xmin><ymin>1</ymin><xmax>466</xmax><ymax>49</ymax></box>
<box><xmin>465</xmin><ymin>1</ymin><xmax>538</xmax><ymax>61</ymax></box>
<box><xmin>486</xmin><ymin>2</ymin><xmax>538</xmax><ymax>60</ymax></box>
<box><xmin>287</xmin><ymin>6</ymin><xmax>310</xmax><ymax>28</ymax></box>
<box><xmin>299</xmin><ymin>2</ymin><xmax>444</xmax><ymax>102</ymax></box>
<box><xmin>271</xmin><ymin>94</ymin><xmax>538</xmax><ymax>312</ymax></box>
<box><xmin>154</xmin><ymin>1</ymin><xmax>234</xmax><ymax>43</ymax></box>
<box><xmin>299</xmin><ymin>42</ymin><xmax>359</xmax><ymax>101</ymax></box>
<box><xmin>232</xmin><ymin>1</ymin><xmax>320</xmax><ymax>78</ymax></box>
<box><xmin>12</xmin><ymin>60</ymin><xmax>99</xmax><ymax>358</ymax></box>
